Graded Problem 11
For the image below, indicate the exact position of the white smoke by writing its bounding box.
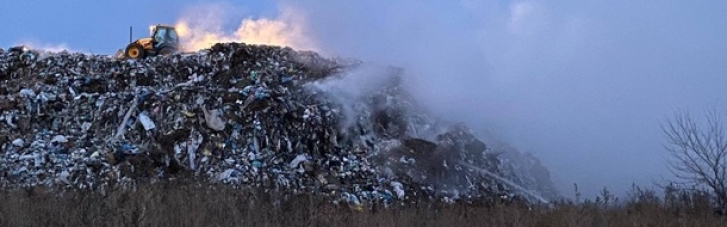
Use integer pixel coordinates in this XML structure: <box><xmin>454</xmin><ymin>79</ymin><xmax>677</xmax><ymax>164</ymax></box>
<box><xmin>165</xmin><ymin>0</ymin><xmax>726</xmax><ymax>200</ymax></box>
<box><xmin>175</xmin><ymin>3</ymin><xmax>318</xmax><ymax>52</ymax></box>
<box><xmin>13</xmin><ymin>40</ymin><xmax>83</xmax><ymax>54</ymax></box>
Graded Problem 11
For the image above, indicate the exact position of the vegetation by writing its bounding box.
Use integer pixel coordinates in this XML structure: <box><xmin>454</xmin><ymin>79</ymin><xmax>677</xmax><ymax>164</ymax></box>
<box><xmin>662</xmin><ymin>109</ymin><xmax>727</xmax><ymax>212</ymax></box>
<box><xmin>0</xmin><ymin>181</ymin><xmax>724</xmax><ymax>227</ymax></box>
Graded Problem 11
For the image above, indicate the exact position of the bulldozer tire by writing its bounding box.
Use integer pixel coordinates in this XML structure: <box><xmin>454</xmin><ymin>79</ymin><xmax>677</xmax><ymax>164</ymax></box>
<box><xmin>125</xmin><ymin>43</ymin><xmax>145</xmax><ymax>59</ymax></box>
<box><xmin>158</xmin><ymin>47</ymin><xmax>175</xmax><ymax>56</ymax></box>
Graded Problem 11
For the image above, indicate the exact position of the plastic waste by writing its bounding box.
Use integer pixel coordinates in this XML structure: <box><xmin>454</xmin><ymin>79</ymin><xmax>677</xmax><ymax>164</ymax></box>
<box><xmin>0</xmin><ymin>42</ymin><xmax>556</xmax><ymax>206</ymax></box>
<box><xmin>138</xmin><ymin>111</ymin><xmax>156</xmax><ymax>130</ymax></box>
<box><xmin>202</xmin><ymin>106</ymin><xmax>225</xmax><ymax>131</ymax></box>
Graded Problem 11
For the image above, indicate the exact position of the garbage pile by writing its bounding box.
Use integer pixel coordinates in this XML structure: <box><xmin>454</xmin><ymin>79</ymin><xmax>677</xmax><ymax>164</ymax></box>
<box><xmin>0</xmin><ymin>43</ymin><xmax>551</xmax><ymax>206</ymax></box>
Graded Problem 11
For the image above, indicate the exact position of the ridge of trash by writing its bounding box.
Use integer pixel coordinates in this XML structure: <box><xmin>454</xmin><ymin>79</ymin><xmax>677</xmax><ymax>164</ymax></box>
<box><xmin>0</xmin><ymin>43</ymin><xmax>553</xmax><ymax>207</ymax></box>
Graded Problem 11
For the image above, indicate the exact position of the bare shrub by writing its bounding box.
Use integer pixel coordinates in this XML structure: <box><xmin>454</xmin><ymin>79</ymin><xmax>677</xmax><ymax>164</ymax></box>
<box><xmin>1</xmin><ymin>181</ymin><xmax>726</xmax><ymax>227</ymax></box>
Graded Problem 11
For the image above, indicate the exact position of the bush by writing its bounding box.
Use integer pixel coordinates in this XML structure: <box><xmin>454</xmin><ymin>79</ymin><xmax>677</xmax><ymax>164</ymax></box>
<box><xmin>1</xmin><ymin>181</ymin><xmax>725</xmax><ymax>227</ymax></box>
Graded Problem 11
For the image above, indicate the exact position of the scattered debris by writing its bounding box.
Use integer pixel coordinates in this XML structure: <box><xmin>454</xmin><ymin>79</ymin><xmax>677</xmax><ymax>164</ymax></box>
<box><xmin>0</xmin><ymin>43</ymin><xmax>555</xmax><ymax>206</ymax></box>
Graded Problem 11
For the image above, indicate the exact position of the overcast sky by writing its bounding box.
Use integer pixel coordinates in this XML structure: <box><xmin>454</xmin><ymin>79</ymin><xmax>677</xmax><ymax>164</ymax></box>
<box><xmin>2</xmin><ymin>0</ymin><xmax>726</xmax><ymax>199</ymax></box>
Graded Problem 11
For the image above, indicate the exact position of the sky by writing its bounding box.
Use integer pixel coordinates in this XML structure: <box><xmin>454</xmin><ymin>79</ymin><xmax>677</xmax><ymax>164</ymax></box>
<box><xmin>2</xmin><ymin>0</ymin><xmax>727</xmax><ymax>199</ymax></box>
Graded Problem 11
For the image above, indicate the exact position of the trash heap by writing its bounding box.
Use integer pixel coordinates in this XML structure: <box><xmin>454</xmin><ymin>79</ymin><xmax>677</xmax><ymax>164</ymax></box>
<box><xmin>0</xmin><ymin>43</ymin><xmax>550</xmax><ymax>206</ymax></box>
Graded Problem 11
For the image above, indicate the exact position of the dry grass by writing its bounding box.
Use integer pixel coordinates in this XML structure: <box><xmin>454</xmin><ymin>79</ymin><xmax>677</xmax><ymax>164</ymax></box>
<box><xmin>0</xmin><ymin>181</ymin><xmax>725</xmax><ymax>227</ymax></box>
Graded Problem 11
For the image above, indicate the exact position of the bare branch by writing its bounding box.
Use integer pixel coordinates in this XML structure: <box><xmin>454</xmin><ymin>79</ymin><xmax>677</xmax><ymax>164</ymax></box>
<box><xmin>662</xmin><ymin>108</ymin><xmax>727</xmax><ymax>209</ymax></box>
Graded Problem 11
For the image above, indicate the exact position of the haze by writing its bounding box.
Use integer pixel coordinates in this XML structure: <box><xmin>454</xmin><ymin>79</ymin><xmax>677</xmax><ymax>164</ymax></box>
<box><xmin>2</xmin><ymin>0</ymin><xmax>726</xmax><ymax>199</ymax></box>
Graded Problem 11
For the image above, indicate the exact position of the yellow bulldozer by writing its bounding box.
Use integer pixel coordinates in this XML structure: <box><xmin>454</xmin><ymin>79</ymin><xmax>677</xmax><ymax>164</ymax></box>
<box><xmin>116</xmin><ymin>24</ymin><xmax>179</xmax><ymax>60</ymax></box>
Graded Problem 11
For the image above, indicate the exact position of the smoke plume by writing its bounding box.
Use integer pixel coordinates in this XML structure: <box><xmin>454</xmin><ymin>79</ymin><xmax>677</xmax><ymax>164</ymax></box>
<box><xmin>175</xmin><ymin>3</ymin><xmax>317</xmax><ymax>52</ymax></box>
<box><xmin>172</xmin><ymin>0</ymin><xmax>727</xmax><ymax>199</ymax></box>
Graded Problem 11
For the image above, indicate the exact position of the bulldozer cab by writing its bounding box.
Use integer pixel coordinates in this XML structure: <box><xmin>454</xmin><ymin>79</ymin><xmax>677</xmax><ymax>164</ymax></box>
<box><xmin>150</xmin><ymin>25</ymin><xmax>179</xmax><ymax>48</ymax></box>
<box><xmin>119</xmin><ymin>24</ymin><xmax>180</xmax><ymax>60</ymax></box>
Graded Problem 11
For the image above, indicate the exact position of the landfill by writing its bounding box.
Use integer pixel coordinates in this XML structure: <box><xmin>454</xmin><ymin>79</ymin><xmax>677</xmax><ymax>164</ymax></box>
<box><xmin>0</xmin><ymin>43</ymin><xmax>557</xmax><ymax>207</ymax></box>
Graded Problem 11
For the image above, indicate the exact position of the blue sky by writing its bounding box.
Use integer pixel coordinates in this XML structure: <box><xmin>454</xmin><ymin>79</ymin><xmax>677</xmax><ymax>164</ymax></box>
<box><xmin>0</xmin><ymin>0</ymin><xmax>277</xmax><ymax>53</ymax></box>
<box><xmin>3</xmin><ymin>0</ymin><xmax>727</xmax><ymax>199</ymax></box>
